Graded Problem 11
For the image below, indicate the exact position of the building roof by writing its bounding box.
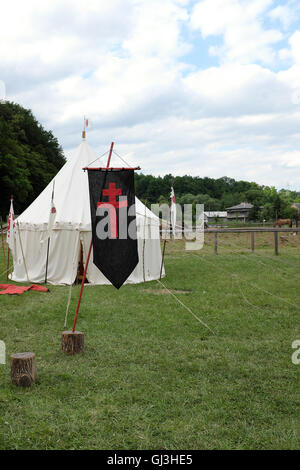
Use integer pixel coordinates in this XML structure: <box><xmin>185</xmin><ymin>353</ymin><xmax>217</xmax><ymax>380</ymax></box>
<box><xmin>226</xmin><ymin>202</ymin><xmax>253</xmax><ymax>211</ymax></box>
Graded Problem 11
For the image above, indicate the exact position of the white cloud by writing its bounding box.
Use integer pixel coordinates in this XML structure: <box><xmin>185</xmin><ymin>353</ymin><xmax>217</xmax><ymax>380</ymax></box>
<box><xmin>0</xmin><ymin>0</ymin><xmax>134</xmax><ymax>92</ymax></box>
<box><xmin>268</xmin><ymin>0</ymin><xmax>300</xmax><ymax>31</ymax></box>
<box><xmin>269</xmin><ymin>4</ymin><xmax>295</xmax><ymax>30</ymax></box>
<box><xmin>279</xmin><ymin>30</ymin><xmax>300</xmax><ymax>64</ymax></box>
<box><xmin>184</xmin><ymin>63</ymin><xmax>292</xmax><ymax>116</ymax></box>
<box><xmin>190</xmin><ymin>0</ymin><xmax>282</xmax><ymax>65</ymax></box>
<box><xmin>123</xmin><ymin>0</ymin><xmax>190</xmax><ymax>59</ymax></box>
<box><xmin>97</xmin><ymin>111</ymin><xmax>300</xmax><ymax>189</ymax></box>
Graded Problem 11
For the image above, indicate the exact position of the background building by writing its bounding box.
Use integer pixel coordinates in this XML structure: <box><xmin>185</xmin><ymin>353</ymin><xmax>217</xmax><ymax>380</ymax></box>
<box><xmin>226</xmin><ymin>202</ymin><xmax>253</xmax><ymax>222</ymax></box>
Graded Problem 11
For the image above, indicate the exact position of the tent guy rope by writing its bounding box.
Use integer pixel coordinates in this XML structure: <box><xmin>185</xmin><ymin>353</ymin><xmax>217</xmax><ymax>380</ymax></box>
<box><xmin>156</xmin><ymin>278</ymin><xmax>216</xmax><ymax>335</ymax></box>
<box><xmin>190</xmin><ymin>251</ymin><xmax>300</xmax><ymax>313</ymax></box>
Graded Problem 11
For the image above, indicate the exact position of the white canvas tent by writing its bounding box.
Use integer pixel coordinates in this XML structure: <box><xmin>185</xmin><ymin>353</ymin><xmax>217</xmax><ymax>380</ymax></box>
<box><xmin>11</xmin><ymin>138</ymin><xmax>164</xmax><ymax>285</ymax></box>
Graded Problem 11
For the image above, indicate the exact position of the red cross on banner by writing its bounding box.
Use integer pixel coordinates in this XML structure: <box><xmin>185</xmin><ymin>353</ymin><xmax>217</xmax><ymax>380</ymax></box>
<box><xmin>97</xmin><ymin>182</ymin><xmax>128</xmax><ymax>238</ymax></box>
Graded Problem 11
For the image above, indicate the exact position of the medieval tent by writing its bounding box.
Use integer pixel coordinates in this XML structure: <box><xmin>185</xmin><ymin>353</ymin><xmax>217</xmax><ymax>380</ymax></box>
<box><xmin>10</xmin><ymin>137</ymin><xmax>164</xmax><ymax>285</ymax></box>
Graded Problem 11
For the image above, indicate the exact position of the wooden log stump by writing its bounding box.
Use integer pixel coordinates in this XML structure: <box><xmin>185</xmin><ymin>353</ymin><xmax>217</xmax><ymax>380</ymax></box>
<box><xmin>62</xmin><ymin>331</ymin><xmax>84</xmax><ymax>355</ymax></box>
<box><xmin>11</xmin><ymin>352</ymin><xmax>37</xmax><ymax>387</ymax></box>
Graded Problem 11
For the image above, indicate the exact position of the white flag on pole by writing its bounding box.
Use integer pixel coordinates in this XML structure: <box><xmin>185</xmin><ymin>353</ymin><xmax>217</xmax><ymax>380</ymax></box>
<box><xmin>170</xmin><ymin>186</ymin><xmax>176</xmax><ymax>238</ymax></box>
<box><xmin>41</xmin><ymin>183</ymin><xmax>56</xmax><ymax>243</ymax></box>
<box><xmin>6</xmin><ymin>198</ymin><xmax>16</xmax><ymax>253</ymax></box>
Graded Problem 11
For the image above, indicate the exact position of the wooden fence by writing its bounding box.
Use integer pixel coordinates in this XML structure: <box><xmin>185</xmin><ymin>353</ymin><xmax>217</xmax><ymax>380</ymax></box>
<box><xmin>161</xmin><ymin>227</ymin><xmax>300</xmax><ymax>256</ymax></box>
<box><xmin>205</xmin><ymin>227</ymin><xmax>300</xmax><ymax>256</ymax></box>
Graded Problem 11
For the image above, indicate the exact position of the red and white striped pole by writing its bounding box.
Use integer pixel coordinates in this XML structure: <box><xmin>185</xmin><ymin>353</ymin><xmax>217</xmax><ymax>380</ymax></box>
<box><xmin>6</xmin><ymin>195</ymin><xmax>14</xmax><ymax>280</ymax></box>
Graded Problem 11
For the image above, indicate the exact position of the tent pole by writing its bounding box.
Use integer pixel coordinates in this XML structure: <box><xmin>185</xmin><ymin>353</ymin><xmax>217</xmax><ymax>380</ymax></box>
<box><xmin>159</xmin><ymin>239</ymin><xmax>167</xmax><ymax>280</ymax></box>
<box><xmin>44</xmin><ymin>181</ymin><xmax>55</xmax><ymax>284</ymax></box>
<box><xmin>71</xmin><ymin>141</ymin><xmax>114</xmax><ymax>332</ymax></box>
<box><xmin>44</xmin><ymin>238</ymin><xmax>50</xmax><ymax>284</ymax></box>
<box><xmin>159</xmin><ymin>193</ymin><xmax>171</xmax><ymax>280</ymax></box>
<box><xmin>17</xmin><ymin>221</ymin><xmax>29</xmax><ymax>282</ymax></box>
<box><xmin>6</xmin><ymin>247</ymin><xmax>10</xmax><ymax>280</ymax></box>
<box><xmin>1</xmin><ymin>220</ymin><xmax>6</xmax><ymax>270</ymax></box>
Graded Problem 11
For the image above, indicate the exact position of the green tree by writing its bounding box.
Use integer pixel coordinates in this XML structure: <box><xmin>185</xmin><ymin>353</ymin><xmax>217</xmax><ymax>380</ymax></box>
<box><xmin>248</xmin><ymin>204</ymin><xmax>262</xmax><ymax>221</ymax></box>
<box><xmin>260</xmin><ymin>203</ymin><xmax>274</xmax><ymax>221</ymax></box>
<box><xmin>0</xmin><ymin>101</ymin><xmax>65</xmax><ymax>218</ymax></box>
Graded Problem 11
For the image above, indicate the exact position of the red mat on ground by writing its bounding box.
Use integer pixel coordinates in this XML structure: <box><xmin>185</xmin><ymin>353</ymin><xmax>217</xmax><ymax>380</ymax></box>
<box><xmin>0</xmin><ymin>284</ymin><xmax>49</xmax><ymax>295</ymax></box>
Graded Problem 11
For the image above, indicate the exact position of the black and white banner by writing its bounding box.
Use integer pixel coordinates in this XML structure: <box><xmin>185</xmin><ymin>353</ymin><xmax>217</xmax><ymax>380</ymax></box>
<box><xmin>87</xmin><ymin>169</ymin><xmax>138</xmax><ymax>289</ymax></box>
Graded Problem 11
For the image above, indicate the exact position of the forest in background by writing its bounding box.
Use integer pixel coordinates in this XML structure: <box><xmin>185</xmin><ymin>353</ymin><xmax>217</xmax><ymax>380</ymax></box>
<box><xmin>135</xmin><ymin>174</ymin><xmax>300</xmax><ymax>222</ymax></box>
<box><xmin>1</xmin><ymin>101</ymin><xmax>299</xmax><ymax>222</ymax></box>
<box><xmin>0</xmin><ymin>101</ymin><xmax>65</xmax><ymax>218</ymax></box>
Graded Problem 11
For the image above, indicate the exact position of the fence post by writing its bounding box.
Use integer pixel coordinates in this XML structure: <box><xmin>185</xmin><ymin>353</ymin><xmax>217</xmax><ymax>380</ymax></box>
<box><xmin>274</xmin><ymin>231</ymin><xmax>279</xmax><ymax>256</ymax></box>
<box><xmin>251</xmin><ymin>232</ymin><xmax>255</xmax><ymax>252</ymax></box>
<box><xmin>214</xmin><ymin>232</ymin><xmax>218</xmax><ymax>255</ymax></box>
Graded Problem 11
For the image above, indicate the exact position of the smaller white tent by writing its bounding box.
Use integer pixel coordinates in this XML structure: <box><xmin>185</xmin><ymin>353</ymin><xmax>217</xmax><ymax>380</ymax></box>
<box><xmin>11</xmin><ymin>138</ymin><xmax>164</xmax><ymax>285</ymax></box>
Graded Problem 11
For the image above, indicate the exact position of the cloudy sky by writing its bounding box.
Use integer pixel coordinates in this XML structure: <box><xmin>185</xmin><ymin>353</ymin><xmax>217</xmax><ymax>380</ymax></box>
<box><xmin>1</xmin><ymin>0</ymin><xmax>300</xmax><ymax>189</ymax></box>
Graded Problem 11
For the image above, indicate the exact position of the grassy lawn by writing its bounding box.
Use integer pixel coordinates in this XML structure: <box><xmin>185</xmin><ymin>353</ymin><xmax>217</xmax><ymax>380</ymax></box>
<box><xmin>0</xmin><ymin>234</ymin><xmax>300</xmax><ymax>449</ymax></box>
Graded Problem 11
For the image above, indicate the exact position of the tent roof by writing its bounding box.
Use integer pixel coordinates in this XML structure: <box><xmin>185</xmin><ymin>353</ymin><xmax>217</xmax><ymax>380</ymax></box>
<box><xmin>17</xmin><ymin>139</ymin><xmax>157</xmax><ymax>231</ymax></box>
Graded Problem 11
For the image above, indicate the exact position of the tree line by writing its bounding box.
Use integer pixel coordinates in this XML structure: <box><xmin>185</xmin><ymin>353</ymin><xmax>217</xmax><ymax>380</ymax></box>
<box><xmin>135</xmin><ymin>174</ymin><xmax>300</xmax><ymax>222</ymax></box>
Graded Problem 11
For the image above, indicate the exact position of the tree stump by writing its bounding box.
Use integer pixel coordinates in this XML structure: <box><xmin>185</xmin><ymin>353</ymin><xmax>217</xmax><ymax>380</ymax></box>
<box><xmin>61</xmin><ymin>331</ymin><xmax>84</xmax><ymax>355</ymax></box>
<box><xmin>11</xmin><ymin>352</ymin><xmax>37</xmax><ymax>387</ymax></box>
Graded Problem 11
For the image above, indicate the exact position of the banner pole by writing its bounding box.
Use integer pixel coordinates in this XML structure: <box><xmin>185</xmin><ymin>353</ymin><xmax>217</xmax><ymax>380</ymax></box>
<box><xmin>71</xmin><ymin>142</ymin><xmax>114</xmax><ymax>333</ymax></box>
<box><xmin>72</xmin><ymin>238</ymin><xmax>93</xmax><ymax>332</ymax></box>
<box><xmin>106</xmin><ymin>142</ymin><xmax>114</xmax><ymax>168</ymax></box>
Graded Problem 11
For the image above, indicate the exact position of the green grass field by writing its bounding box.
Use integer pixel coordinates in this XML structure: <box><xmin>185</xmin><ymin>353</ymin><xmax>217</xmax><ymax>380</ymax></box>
<box><xmin>0</xmin><ymin>233</ymin><xmax>300</xmax><ymax>450</ymax></box>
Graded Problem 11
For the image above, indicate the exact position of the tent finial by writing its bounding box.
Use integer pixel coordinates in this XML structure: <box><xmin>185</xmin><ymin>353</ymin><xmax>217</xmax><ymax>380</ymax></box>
<box><xmin>82</xmin><ymin>116</ymin><xmax>89</xmax><ymax>140</ymax></box>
